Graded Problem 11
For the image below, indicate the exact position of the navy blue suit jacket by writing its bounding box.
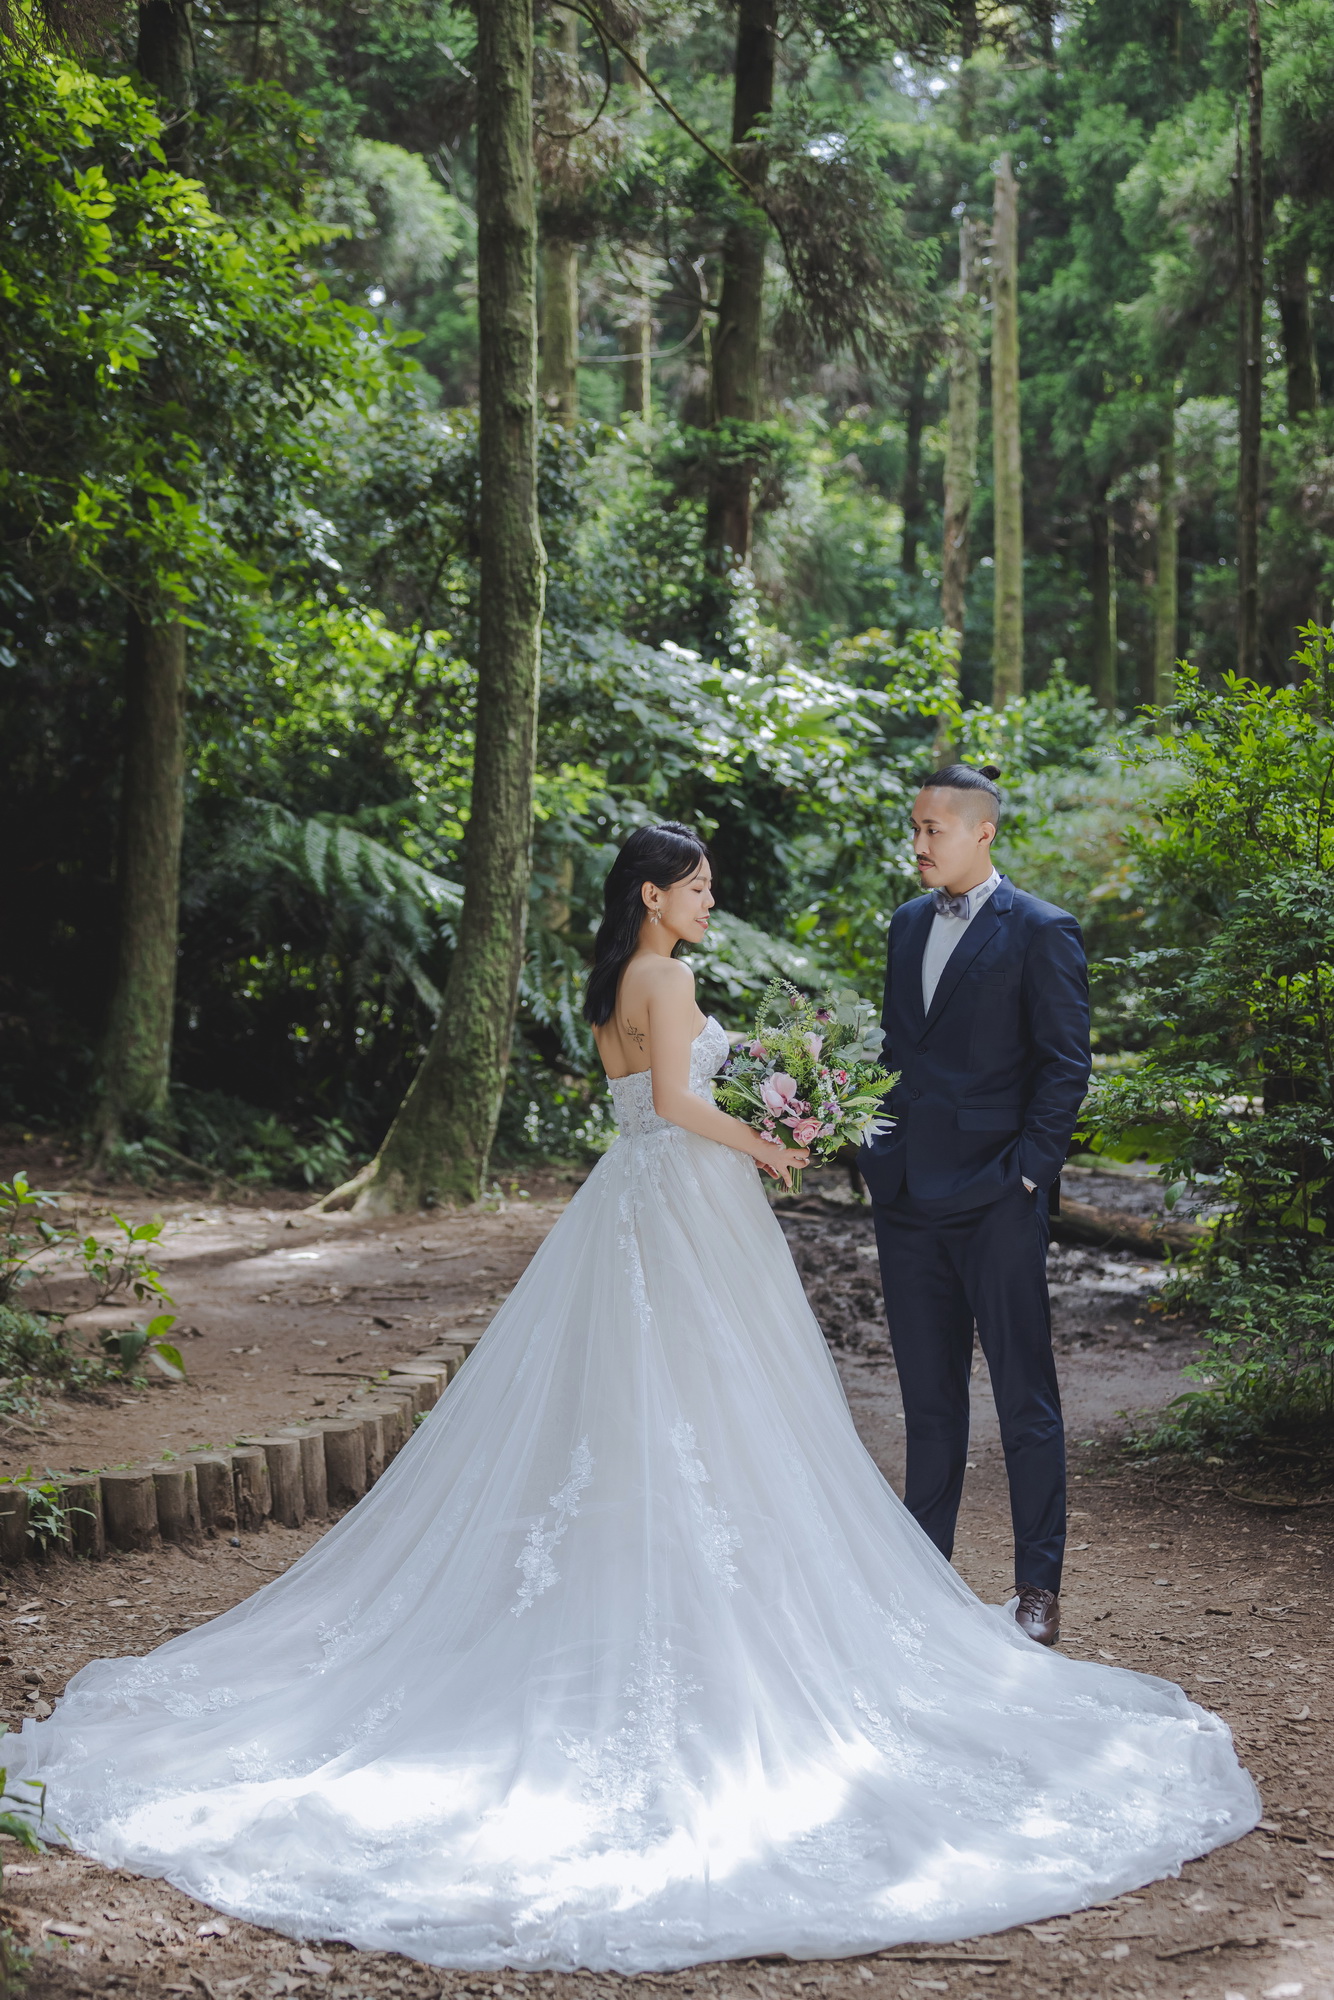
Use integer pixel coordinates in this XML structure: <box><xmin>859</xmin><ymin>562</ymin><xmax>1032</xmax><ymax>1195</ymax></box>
<box><xmin>859</xmin><ymin>876</ymin><xmax>1092</xmax><ymax>1213</ymax></box>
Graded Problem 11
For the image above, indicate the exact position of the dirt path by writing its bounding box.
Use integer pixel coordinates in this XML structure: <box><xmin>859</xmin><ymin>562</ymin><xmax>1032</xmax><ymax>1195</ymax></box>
<box><xmin>2</xmin><ymin>1162</ymin><xmax>1331</xmax><ymax>2000</ymax></box>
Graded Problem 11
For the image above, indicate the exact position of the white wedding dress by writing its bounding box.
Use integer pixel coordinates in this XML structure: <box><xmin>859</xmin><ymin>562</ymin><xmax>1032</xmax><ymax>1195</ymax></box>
<box><xmin>9</xmin><ymin>1019</ymin><xmax>1258</xmax><ymax>1970</ymax></box>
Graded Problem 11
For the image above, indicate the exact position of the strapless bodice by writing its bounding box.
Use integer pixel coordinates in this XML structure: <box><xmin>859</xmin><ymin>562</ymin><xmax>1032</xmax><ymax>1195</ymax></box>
<box><xmin>606</xmin><ymin>1016</ymin><xmax>730</xmax><ymax>1136</ymax></box>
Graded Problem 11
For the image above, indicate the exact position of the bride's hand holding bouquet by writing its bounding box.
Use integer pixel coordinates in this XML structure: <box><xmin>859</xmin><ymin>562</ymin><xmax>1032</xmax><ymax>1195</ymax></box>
<box><xmin>715</xmin><ymin>979</ymin><xmax>898</xmax><ymax>1196</ymax></box>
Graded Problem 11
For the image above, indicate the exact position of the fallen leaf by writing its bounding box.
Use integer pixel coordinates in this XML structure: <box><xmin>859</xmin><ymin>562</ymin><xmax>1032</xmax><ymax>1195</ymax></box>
<box><xmin>42</xmin><ymin>1921</ymin><xmax>93</xmax><ymax>1938</ymax></box>
<box><xmin>298</xmin><ymin>1947</ymin><xmax>333</xmax><ymax>1974</ymax></box>
<box><xmin>196</xmin><ymin>1920</ymin><xmax>230</xmax><ymax>1938</ymax></box>
<box><xmin>1</xmin><ymin>1865</ymin><xmax>37</xmax><ymax>1877</ymax></box>
<box><xmin>1100</xmin><ymin>1943</ymin><xmax>1131</xmax><ymax>1961</ymax></box>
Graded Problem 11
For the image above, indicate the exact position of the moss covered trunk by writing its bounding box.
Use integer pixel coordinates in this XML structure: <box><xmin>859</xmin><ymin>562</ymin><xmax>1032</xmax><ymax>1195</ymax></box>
<box><xmin>1275</xmin><ymin>240</ymin><xmax>1318</xmax><ymax>420</ymax></box>
<box><xmin>1089</xmin><ymin>493</ymin><xmax>1118</xmax><ymax>712</ymax></box>
<box><xmin>1152</xmin><ymin>399</ymin><xmax>1178</xmax><ymax>705</ymax></box>
<box><xmin>353</xmin><ymin>0</ymin><xmax>545</xmax><ymax>1214</ymax></box>
<box><xmin>1235</xmin><ymin>0</ymin><xmax>1264</xmax><ymax>678</ymax></box>
<box><xmin>97</xmin><ymin>609</ymin><xmax>188</xmax><ymax>1144</ymax></box>
<box><xmin>539</xmin><ymin>233</ymin><xmax>579</xmax><ymax>426</ymax></box>
<box><xmin>990</xmin><ymin>153</ymin><xmax>1023</xmax><ymax>705</ymax></box>
<box><xmin>704</xmin><ymin>0</ymin><xmax>774</xmax><ymax>569</ymax></box>
<box><xmin>538</xmin><ymin>10</ymin><xmax>579</xmax><ymax>428</ymax></box>
<box><xmin>941</xmin><ymin>219</ymin><xmax>981</xmax><ymax>637</ymax></box>
<box><xmin>136</xmin><ymin>0</ymin><xmax>194</xmax><ymax>166</ymax></box>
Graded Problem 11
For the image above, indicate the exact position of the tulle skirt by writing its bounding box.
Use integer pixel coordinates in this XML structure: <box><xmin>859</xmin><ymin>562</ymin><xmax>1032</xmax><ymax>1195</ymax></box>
<box><xmin>5</xmin><ymin>1121</ymin><xmax>1259</xmax><ymax>1969</ymax></box>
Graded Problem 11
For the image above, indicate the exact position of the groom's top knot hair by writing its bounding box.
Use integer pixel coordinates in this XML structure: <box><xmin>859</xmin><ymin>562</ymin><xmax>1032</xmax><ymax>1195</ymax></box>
<box><xmin>919</xmin><ymin>762</ymin><xmax>1003</xmax><ymax>823</ymax></box>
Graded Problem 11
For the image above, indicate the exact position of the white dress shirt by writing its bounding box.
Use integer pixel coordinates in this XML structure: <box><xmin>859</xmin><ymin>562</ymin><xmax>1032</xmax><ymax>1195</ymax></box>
<box><xmin>919</xmin><ymin>867</ymin><xmax>1037</xmax><ymax>1193</ymax></box>
<box><xmin>920</xmin><ymin>866</ymin><xmax>1002</xmax><ymax>1013</ymax></box>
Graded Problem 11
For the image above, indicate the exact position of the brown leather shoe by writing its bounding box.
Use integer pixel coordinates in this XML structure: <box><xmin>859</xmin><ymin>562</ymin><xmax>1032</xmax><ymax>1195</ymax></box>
<box><xmin>1015</xmin><ymin>1583</ymin><xmax>1060</xmax><ymax>1646</ymax></box>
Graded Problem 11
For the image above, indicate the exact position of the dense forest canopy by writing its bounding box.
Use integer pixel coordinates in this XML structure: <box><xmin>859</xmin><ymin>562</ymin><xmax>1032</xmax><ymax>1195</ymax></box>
<box><xmin>2</xmin><ymin>0</ymin><xmax>1332</xmax><ymax>1209</ymax></box>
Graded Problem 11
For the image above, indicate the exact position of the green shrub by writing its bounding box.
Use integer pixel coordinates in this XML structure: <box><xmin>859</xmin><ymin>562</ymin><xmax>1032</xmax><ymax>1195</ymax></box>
<box><xmin>1084</xmin><ymin>630</ymin><xmax>1334</xmax><ymax>1463</ymax></box>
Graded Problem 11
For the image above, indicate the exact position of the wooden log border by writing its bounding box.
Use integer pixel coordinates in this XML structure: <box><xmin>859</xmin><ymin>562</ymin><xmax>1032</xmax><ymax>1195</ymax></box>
<box><xmin>0</xmin><ymin>1336</ymin><xmax>476</xmax><ymax>1566</ymax></box>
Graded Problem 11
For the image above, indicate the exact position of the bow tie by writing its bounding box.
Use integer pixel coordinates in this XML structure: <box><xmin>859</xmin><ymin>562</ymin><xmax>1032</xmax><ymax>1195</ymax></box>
<box><xmin>932</xmin><ymin>887</ymin><xmax>973</xmax><ymax>919</ymax></box>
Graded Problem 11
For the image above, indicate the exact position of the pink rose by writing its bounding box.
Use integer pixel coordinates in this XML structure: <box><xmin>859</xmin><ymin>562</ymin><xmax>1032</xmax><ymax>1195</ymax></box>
<box><xmin>834</xmin><ymin>1069</ymin><xmax>849</xmax><ymax>1086</ymax></box>
<box><xmin>759</xmin><ymin>1072</ymin><xmax>799</xmax><ymax>1114</ymax></box>
<box><xmin>748</xmin><ymin>1040</ymin><xmax>768</xmax><ymax>1058</ymax></box>
<box><xmin>803</xmin><ymin>1032</ymin><xmax>823</xmax><ymax>1058</ymax></box>
<box><xmin>790</xmin><ymin>1118</ymin><xmax>821</xmax><ymax>1147</ymax></box>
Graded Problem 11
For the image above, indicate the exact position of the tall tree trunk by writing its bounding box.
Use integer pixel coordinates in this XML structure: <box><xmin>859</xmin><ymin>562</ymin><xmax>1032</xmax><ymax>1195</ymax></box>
<box><xmin>1275</xmin><ymin>238</ymin><xmax>1318</xmax><ymax>419</ymax></box>
<box><xmin>1089</xmin><ymin>493</ymin><xmax>1117</xmax><ymax>712</ymax></box>
<box><xmin>136</xmin><ymin>0</ymin><xmax>194</xmax><ymax>168</ymax></box>
<box><xmin>705</xmin><ymin>0</ymin><xmax>774</xmax><ymax>568</ymax></box>
<box><xmin>348</xmin><ymin>0</ymin><xmax>546</xmax><ymax>1214</ymax></box>
<box><xmin>1152</xmin><ymin>395</ymin><xmax>1179</xmax><ymax>704</ymax></box>
<box><xmin>900</xmin><ymin>363</ymin><xmax>927</xmax><ymax>578</ymax></box>
<box><xmin>620</xmin><ymin>315</ymin><xmax>651</xmax><ymax>420</ymax></box>
<box><xmin>95</xmin><ymin>0</ymin><xmax>198</xmax><ymax>1149</ymax></box>
<box><xmin>941</xmin><ymin>218</ymin><xmax>982</xmax><ymax>637</ymax></box>
<box><xmin>539</xmin><ymin>235</ymin><xmax>579</xmax><ymax>425</ymax></box>
<box><xmin>1235</xmin><ymin>0</ymin><xmax>1264</xmax><ymax>677</ymax></box>
<box><xmin>619</xmin><ymin>43</ymin><xmax>652</xmax><ymax>423</ymax></box>
<box><xmin>538</xmin><ymin>12</ymin><xmax>579</xmax><ymax>427</ymax></box>
<box><xmin>990</xmin><ymin>153</ymin><xmax>1023</xmax><ymax>705</ymax></box>
<box><xmin>97</xmin><ymin>612</ymin><xmax>188</xmax><ymax>1144</ymax></box>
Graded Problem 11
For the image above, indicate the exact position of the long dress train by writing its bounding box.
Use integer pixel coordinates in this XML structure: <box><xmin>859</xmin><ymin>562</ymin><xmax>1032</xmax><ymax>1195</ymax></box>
<box><xmin>5</xmin><ymin>1020</ymin><xmax>1258</xmax><ymax>1970</ymax></box>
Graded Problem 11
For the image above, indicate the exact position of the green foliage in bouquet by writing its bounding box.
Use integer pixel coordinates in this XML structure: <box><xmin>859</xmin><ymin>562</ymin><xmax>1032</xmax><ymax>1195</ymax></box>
<box><xmin>714</xmin><ymin>979</ymin><xmax>897</xmax><ymax>1194</ymax></box>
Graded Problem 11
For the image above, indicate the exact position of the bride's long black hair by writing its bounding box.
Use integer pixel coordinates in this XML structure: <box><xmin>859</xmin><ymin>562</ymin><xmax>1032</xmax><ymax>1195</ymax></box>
<box><xmin>582</xmin><ymin>822</ymin><xmax>712</xmax><ymax>1027</ymax></box>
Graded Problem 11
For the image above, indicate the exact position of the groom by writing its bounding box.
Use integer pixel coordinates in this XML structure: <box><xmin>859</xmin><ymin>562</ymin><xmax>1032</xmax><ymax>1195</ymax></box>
<box><xmin>859</xmin><ymin>763</ymin><xmax>1091</xmax><ymax>1647</ymax></box>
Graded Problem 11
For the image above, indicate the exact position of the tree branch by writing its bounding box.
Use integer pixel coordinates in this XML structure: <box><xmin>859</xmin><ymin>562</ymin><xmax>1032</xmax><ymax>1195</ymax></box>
<box><xmin>550</xmin><ymin>2</ymin><xmax>763</xmax><ymax>204</ymax></box>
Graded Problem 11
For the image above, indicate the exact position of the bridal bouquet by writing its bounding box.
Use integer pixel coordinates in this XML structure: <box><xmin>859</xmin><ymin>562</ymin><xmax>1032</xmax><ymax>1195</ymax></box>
<box><xmin>715</xmin><ymin>979</ymin><xmax>898</xmax><ymax>1194</ymax></box>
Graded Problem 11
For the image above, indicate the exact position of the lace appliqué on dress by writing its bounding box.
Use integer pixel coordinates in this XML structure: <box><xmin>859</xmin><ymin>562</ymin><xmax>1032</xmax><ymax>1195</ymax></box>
<box><xmin>671</xmin><ymin>1419</ymin><xmax>741</xmax><ymax>1590</ymax></box>
<box><xmin>513</xmin><ymin>1438</ymin><xmax>594</xmax><ymax>1614</ymax></box>
<box><xmin>99</xmin><ymin>1658</ymin><xmax>241</xmax><ymax>1721</ymax></box>
<box><xmin>561</xmin><ymin>1617</ymin><xmax>701</xmax><ymax>1821</ymax></box>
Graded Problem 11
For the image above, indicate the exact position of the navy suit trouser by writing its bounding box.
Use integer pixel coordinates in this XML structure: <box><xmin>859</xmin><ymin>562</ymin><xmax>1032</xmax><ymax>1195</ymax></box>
<box><xmin>872</xmin><ymin>1181</ymin><xmax>1066</xmax><ymax>1594</ymax></box>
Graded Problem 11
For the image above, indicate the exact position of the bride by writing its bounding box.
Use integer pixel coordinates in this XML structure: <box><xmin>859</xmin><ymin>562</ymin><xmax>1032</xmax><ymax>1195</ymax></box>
<box><xmin>8</xmin><ymin>822</ymin><xmax>1258</xmax><ymax>1972</ymax></box>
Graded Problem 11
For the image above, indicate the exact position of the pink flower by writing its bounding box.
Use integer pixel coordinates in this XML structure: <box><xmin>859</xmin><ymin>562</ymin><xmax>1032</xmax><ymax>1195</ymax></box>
<box><xmin>748</xmin><ymin>1040</ymin><xmax>768</xmax><ymax>1058</ymax></box>
<box><xmin>818</xmin><ymin>1121</ymin><xmax>838</xmax><ymax>1138</ymax></box>
<box><xmin>803</xmin><ymin>1032</ymin><xmax>824</xmax><ymax>1059</ymax></box>
<box><xmin>790</xmin><ymin>1118</ymin><xmax>822</xmax><ymax>1147</ymax></box>
<box><xmin>759</xmin><ymin>1072</ymin><xmax>799</xmax><ymax>1114</ymax></box>
<box><xmin>833</xmin><ymin>1069</ymin><xmax>849</xmax><ymax>1086</ymax></box>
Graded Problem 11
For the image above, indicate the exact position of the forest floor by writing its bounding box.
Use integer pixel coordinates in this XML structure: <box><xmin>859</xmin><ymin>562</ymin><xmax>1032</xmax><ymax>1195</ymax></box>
<box><xmin>0</xmin><ymin>1143</ymin><xmax>1330</xmax><ymax>2000</ymax></box>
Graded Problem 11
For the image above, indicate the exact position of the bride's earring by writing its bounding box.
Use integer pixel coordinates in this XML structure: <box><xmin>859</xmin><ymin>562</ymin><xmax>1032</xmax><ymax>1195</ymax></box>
<box><xmin>648</xmin><ymin>908</ymin><xmax>661</xmax><ymax>924</ymax></box>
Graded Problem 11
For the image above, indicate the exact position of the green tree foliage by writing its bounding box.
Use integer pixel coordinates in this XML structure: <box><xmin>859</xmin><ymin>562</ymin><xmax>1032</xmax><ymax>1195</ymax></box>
<box><xmin>1084</xmin><ymin>632</ymin><xmax>1334</xmax><ymax>1455</ymax></box>
<box><xmin>3</xmin><ymin>0</ymin><xmax>1334</xmax><ymax>1222</ymax></box>
<box><xmin>0</xmin><ymin>47</ymin><xmax>398</xmax><ymax>1146</ymax></box>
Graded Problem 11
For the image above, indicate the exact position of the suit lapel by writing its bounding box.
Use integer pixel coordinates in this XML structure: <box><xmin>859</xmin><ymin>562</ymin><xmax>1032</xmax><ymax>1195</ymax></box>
<box><xmin>898</xmin><ymin>895</ymin><xmax>934</xmax><ymax>1037</ymax></box>
<box><xmin>921</xmin><ymin>883</ymin><xmax>1009</xmax><ymax>1034</ymax></box>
